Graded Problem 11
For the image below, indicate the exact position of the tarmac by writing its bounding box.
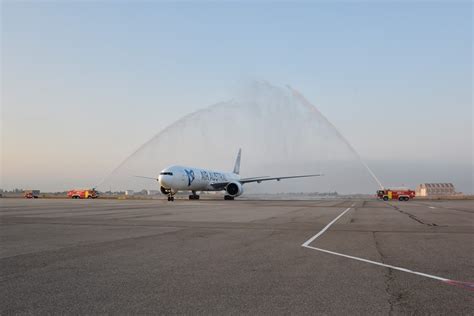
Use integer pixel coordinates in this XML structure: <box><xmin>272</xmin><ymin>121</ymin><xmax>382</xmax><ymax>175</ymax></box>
<box><xmin>1</xmin><ymin>198</ymin><xmax>473</xmax><ymax>314</ymax></box>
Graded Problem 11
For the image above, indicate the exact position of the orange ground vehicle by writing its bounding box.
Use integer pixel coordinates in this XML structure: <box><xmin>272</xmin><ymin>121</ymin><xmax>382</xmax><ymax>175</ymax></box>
<box><xmin>24</xmin><ymin>190</ymin><xmax>40</xmax><ymax>199</ymax></box>
<box><xmin>377</xmin><ymin>188</ymin><xmax>415</xmax><ymax>201</ymax></box>
<box><xmin>68</xmin><ymin>189</ymin><xmax>99</xmax><ymax>199</ymax></box>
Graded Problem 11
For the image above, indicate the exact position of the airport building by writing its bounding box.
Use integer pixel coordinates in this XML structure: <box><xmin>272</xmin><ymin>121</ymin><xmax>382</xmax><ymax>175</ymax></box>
<box><xmin>147</xmin><ymin>190</ymin><xmax>160</xmax><ymax>195</ymax></box>
<box><xmin>415</xmin><ymin>183</ymin><xmax>456</xmax><ymax>197</ymax></box>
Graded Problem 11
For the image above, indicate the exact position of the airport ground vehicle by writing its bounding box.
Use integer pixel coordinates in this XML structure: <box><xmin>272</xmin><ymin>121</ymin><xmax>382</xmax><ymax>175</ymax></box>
<box><xmin>68</xmin><ymin>189</ymin><xmax>99</xmax><ymax>199</ymax></box>
<box><xmin>24</xmin><ymin>190</ymin><xmax>40</xmax><ymax>199</ymax></box>
<box><xmin>377</xmin><ymin>188</ymin><xmax>415</xmax><ymax>201</ymax></box>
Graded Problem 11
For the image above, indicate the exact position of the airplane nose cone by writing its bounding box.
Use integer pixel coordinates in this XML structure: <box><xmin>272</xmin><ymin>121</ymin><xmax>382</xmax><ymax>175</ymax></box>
<box><xmin>159</xmin><ymin>174</ymin><xmax>174</xmax><ymax>188</ymax></box>
<box><xmin>159</xmin><ymin>169</ymin><xmax>175</xmax><ymax>188</ymax></box>
<box><xmin>159</xmin><ymin>175</ymin><xmax>168</xmax><ymax>187</ymax></box>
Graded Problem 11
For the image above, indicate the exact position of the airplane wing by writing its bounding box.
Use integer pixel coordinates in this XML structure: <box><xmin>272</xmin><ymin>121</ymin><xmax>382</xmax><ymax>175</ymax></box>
<box><xmin>210</xmin><ymin>174</ymin><xmax>322</xmax><ymax>189</ymax></box>
<box><xmin>134</xmin><ymin>175</ymin><xmax>158</xmax><ymax>181</ymax></box>
<box><xmin>240</xmin><ymin>174</ymin><xmax>322</xmax><ymax>184</ymax></box>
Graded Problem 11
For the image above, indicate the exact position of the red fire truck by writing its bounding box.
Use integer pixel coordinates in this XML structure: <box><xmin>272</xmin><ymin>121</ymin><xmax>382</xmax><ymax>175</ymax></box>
<box><xmin>68</xmin><ymin>189</ymin><xmax>99</xmax><ymax>199</ymax></box>
<box><xmin>24</xmin><ymin>190</ymin><xmax>40</xmax><ymax>199</ymax></box>
<box><xmin>377</xmin><ymin>188</ymin><xmax>415</xmax><ymax>201</ymax></box>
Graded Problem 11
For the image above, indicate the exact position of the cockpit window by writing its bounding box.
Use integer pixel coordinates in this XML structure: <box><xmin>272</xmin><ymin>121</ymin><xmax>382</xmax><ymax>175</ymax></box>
<box><xmin>160</xmin><ymin>172</ymin><xmax>173</xmax><ymax>176</ymax></box>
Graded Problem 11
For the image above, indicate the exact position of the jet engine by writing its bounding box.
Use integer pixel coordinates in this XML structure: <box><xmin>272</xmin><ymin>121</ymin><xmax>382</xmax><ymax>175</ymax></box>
<box><xmin>225</xmin><ymin>182</ymin><xmax>243</xmax><ymax>197</ymax></box>
<box><xmin>160</xmin><ymin>186</ymin><xmax>176</xmax><ymax>195</ymax></box>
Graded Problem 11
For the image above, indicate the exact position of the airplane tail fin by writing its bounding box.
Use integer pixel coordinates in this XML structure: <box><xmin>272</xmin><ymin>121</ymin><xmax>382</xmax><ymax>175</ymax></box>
<box><xmin>233</xmin><ymin>148</ymin><xmax>241</xmax><ymax>175</ymax></box>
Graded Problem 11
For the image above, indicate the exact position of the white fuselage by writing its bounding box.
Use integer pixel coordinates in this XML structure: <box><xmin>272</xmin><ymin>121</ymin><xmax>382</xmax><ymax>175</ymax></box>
<box><xmin>154</xmin><ymin>149</ymin><xmax>320</xmax><ymax>201</ymax></box>
<box><xmin>158</xmin><ymin>165</ymin><xmax>240</xmax><ymax>192</ymax></box>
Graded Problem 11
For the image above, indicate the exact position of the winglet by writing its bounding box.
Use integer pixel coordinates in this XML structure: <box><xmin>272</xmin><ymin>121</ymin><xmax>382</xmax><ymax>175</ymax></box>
<box><xmin>233</xmin><ymin>148</ymin><xmax>241</xmax><ymax>175</ymax></box>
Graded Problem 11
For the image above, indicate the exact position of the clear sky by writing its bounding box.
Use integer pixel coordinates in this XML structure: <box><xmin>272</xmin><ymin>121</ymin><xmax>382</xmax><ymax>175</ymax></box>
<box><xmin>1</xmin><ymin>1</ymin><xmax>472</xmax><ymax>193</ymax></box>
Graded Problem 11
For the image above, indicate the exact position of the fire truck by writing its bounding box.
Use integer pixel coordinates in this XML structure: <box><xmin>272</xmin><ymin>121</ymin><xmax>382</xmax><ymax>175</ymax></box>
<box><xmin>377</xmin><ymin>188</ymin><xmax>415</xmax><ymax>201</ymax></box>
<box><xmin>24</xmin><ymin>190</ymin><xmax>40</xmax><ymax>199</ymax></box>
<box><xmin>68</xmin><ymin>189</ymin><xmax>99</xmax><ymax>199</ymax></box>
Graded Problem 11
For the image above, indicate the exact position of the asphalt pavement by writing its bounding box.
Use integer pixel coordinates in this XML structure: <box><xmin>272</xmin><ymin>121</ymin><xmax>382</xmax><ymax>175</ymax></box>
<box><xmin>1</xmin><ymin>198</ymin><xmax>473</xmax><ymax>314</ymax></box>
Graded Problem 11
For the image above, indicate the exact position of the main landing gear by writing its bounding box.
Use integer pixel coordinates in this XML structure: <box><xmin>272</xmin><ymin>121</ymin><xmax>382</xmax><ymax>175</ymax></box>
<box><xmin>224</xmin><ymin>195</ymin><xmax>234</xmax><ymax>200</ymax></box>
<box><xmin>189</xmin><ymin>191</ymin><xmax>200</xmax><ymax>200</ymax></box>
<box><xmin>167</xmin><ymin>194</ymin><xmax>174</xmax><ymax>201</ymax></box>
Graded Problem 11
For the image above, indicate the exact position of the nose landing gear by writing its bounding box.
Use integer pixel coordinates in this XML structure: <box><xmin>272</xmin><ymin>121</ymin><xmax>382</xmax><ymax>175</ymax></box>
<box><xmin>168</xmin><ymin>190</ymin><xmax>174</xmax><ymax>202</ymax></box>
<box><xmin>162</xmin><ymin>186</ymin><xmax>174</xmax><ymax>201</ymax></box>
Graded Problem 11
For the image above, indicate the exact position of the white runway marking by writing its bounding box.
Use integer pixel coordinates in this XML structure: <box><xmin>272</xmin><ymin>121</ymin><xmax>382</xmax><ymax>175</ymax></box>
<box><xmin>301</xmin><ymin>203</ymin><xmax>473</xmax><ymax>289</ymax></box>
<box><xmin>301</xmin><ymin>206</ymin><xmax>352</xmax><ymax>247</ymax></box>
<box><xmin>303</xmin><ymin>245</ymin><xmax>449</xmax><ymax>282</ymax></box>
<box><xmin>429</xmin><ymin>206</ymin><xmax>436</xmax><ymax>209</ymax></box>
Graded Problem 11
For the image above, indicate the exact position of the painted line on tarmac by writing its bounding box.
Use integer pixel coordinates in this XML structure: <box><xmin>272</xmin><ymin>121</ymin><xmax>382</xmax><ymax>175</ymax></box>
<box><xmin>301</xmin><ymin>206</ymin><xmax>352</xmax><ymax>247</ymax></box>
<box><xmin>301</xmin><ymin>203</ymin><xmax>474</xmax><ymax>291</ymax></box>
<box><xmin>303</xmin><ymin>245</ymin><xmax>449</xmax><ymax>281</ymax></box>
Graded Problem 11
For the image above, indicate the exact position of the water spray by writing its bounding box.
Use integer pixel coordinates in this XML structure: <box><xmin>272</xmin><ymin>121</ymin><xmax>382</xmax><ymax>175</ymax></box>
<box><xmin>288</xmin><ymin>85</ymin><xmax>384</xmax><ymax>190</ymax></box>
<box><xmin>98</xmin><ymin>81</ymin><xmax>384</xmax><ymax>193</ymax></box>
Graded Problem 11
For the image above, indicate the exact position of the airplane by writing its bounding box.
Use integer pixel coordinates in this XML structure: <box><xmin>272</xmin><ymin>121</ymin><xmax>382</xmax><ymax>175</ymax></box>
<box><xmin>137</xmin><ymin>149</ymin><xmax>322</xmax><ymax>201</ymax></box>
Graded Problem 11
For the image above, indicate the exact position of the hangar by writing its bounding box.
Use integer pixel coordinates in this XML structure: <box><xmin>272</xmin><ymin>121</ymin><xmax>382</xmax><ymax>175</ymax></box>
<box><xmin>416</xmin><ymin>183</ymin><xmax>456</xmax><ymax>197</ymax></box>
